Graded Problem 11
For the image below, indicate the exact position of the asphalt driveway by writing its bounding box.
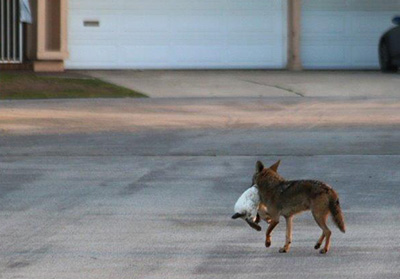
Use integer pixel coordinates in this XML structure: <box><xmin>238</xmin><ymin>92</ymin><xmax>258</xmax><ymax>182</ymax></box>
<box><xmin>0</xmin><ymin>72</ymin><xmax>400</xmax><ymax>278</ymax></box>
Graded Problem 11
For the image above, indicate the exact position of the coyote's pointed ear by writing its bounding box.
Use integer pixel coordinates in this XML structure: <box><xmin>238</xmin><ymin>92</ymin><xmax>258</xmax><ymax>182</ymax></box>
<box><xmin>256</xmin><ymin>161</ymin><xmax>264</xmax><ymax>173</ymax></box>
<box><xmin>269</xmin><ymin>160</ymin><xmax>281</xmax><ymax>172</ymax></box>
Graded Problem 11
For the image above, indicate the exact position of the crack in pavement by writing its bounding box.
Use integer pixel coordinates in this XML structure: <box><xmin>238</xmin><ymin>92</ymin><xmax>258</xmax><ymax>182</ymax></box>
<box><xmin>240</xmin><ymin>79</ymin><xmax>305</xmax><ymax>97</ymax></box>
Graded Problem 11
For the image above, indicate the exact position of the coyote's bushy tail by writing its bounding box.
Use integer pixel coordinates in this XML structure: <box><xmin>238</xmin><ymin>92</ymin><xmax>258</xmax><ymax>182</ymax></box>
<box><xmin>329</xmin><ymin>191</ymin><xmax>346</xmax><ymax>233</ymax></box>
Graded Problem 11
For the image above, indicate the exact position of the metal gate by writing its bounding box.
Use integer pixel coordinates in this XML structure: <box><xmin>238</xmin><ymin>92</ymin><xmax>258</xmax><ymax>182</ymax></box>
<box><xmin>0</xmin><ymin>0</ymin><xmax>23</xmax><ymax>63</ymax></box>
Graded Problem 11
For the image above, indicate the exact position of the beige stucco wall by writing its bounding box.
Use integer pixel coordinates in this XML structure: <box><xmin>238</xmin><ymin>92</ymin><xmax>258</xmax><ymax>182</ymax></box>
<box><xmin>26</xmin><ymin>0</ymin><xmax>69</xmax><ymax>72</ymax></box>
<box><xmin>25</xmin><ymin>0</ymin><xmax>37</xmax><ymax>60</ymax></box>
<box><xmin>287</xmin><ymin>0</ymin><xmax>302</xmax><ymax>71</ymax></box>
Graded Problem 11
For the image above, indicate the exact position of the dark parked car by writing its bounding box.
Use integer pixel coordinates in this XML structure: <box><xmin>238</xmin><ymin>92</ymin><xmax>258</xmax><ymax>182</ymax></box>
<box><xmin>379</xmin><ymin>16</ymin><xmax>400</xmax><ymax>72</ymax></box>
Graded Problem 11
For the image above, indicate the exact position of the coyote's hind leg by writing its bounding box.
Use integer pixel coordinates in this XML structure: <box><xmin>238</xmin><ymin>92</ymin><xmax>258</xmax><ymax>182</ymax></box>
<box><xmin>312</xmin><ymin>210</ymin><xmax>331</xmax><ymax>254</ymax></box>
<box><xmin>314</xmin><ymin>233</ymin><xmax>325</xmax><ymax>250</ymax></box>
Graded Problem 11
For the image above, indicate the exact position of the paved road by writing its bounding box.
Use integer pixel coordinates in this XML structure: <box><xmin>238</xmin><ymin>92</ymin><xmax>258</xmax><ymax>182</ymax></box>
<box><xmin>0</xmin><ymin>95</ymin><xmax>400</xmax><ymax>278</ymax></box>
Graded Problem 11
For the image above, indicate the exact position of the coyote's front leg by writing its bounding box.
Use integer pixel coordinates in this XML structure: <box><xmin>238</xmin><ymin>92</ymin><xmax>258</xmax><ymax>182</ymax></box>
<box><xmin>279</xmin><ymin>216</ymin><xmax>293</xmax><ymax>253</ymax></box>
<box><xmin>265</xmin><ymin>219</ymin><xmax>279</xmax><ymax>248</ymax></box>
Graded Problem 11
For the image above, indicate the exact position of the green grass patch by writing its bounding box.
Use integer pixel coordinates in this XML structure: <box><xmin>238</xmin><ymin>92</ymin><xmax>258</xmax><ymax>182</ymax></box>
<box><xmin>0</xmin><ymin>72</ymin><xmax>147</xmax><ymax>100</ymax></box>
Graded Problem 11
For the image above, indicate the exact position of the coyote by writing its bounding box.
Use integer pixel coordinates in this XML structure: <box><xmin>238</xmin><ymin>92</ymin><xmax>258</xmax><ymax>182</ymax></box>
<box><xmin>253</xmin><ymin>160</ymin><xmax>346</xmax><ymax>254</ymax></box>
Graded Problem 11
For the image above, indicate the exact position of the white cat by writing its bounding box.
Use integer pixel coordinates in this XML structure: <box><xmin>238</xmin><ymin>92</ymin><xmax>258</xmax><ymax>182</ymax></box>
<box><xmin>232</xmin><ymin>185</ymin><xmax>271</xmax><ymax>231</ymax></box>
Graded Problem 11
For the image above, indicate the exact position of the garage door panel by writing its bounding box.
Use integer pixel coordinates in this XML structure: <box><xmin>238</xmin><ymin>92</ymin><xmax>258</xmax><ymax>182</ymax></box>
<box><xmin>70</xmin><ymin>0</ymin><xmax>121</xmax><ymax>10</ymax></box>
<box><xmin>121</xmin><ymin>46</ymin><xmax>171</xmax><ymax>64</ymax></box>
<box><xmin>226</xmin><ymin>33</ymin><xmax>278</xmax><ymax>45</ymax></box>
<box><xmin>173</xmin><ymin>15</ymin><xmax>224</xmax><ymax>32</ymax></box>
<box><xmin>304</xmin><ymin>0</ymin><xmax>400</xmax><ymax>11</ymax></box>
<box><xmin>226</xmin><ymin>46</ymin><xmax>275</xmax><ymax>64</ymax></box>
<box><xmin>69</xmin><ymin>15</ymin><xmax>120</xmax><ymax>37</ymax></box>
<box><xmin>303</xmin><ymin>46</ymin><xmax>346</xmax><ymax>66</ymax></box>
<box><xmin>122</xmin><ymin>0</ymin><xmax>226</xmax><ymax>11</ymax></box>
<box><xmin>303</xmin><ymin>0</ymin><xmax>347</xmax><ymax>11</ymax></box>
<box><xmin>302</xmin><ymin>0</ymin><xmax>398</xmax><ymax>69</ymax></box>
<box><xmin>226</xmin><ymin>14</ymin><xmax>276</xmax><ymax>33</ymax></box>
<box><xmin>174</xmin><ymin>46</ymin><xmax>225</xmax><ymax>64</ymax></box>
<box><xmin>67</xmin><ymin>0</ymin><xmax>287</xmax><ymax>69</ymax></box>
<box><xmin>350</xmin><ymin>13</ymin><xmax>396</xmax><ymax>34</ymax></box>
<box><xmin>304</xmin><ymin>44</ymin><xmax>380</xmax><ymax>68</ymax></box>
<box><xmin>116</xmin><ymin>34</ymin><xmax>171</xmax><ymax>46</ymax></box>
<box><xmin>302</xmin><ymin>14</ymin><xmax>346</xmax><ymax>34</ymax></box>
<box><xmin>122</xmin><ymin>15</ymin><xmax>170</xmax><ymax>32</ymax></box>
<box><xmin>351</xmin><ymin>46</ymin><xmax>379</xmax><ymax>65</ymax></box>
<box><xmin>347</xmin><ymin>0</ymin><xmax>400</xmax><ymax>11</ymax></box>
<box><xmin>228</xmin><ymin>0</ymin><xmax>281</xmax><ymax>11</ymax></box>
<box><xmin>171</xmin><ymin>33</ymin><xmax>224</xmax><ymax>45</ymax></box>
<box><xmin>173</xmin><ymin>0</ymin><xmax>226</xmax><ymax>11</ymax></box>
<box><xmin>122</xmin><ymin>0</ymin><xmax>178</xmax><ymax>11</ymax></box>
<box><xmin>68</xmin><ymin>45</ymin><xmax>118</xmax><ymax>65</ymax></box>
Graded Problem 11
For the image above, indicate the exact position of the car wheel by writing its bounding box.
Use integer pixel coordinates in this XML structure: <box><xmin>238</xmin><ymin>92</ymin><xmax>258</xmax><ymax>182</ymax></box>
<box><xmin>379</xmin><ymin>42</ymin><xmax>398</xmax><ymax>73</ymax></box>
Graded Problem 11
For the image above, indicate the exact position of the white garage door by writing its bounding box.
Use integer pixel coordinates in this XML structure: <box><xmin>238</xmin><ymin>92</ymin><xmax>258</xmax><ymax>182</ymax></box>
<box><xmin>66</xmin><ymin>0</ymin><xmax>287</xmax><ymax>69</ymax></box>
<box><xmin>302</xmin><ymin>0</ymin><xmax>400</xmax><ymax>69</ymax></box>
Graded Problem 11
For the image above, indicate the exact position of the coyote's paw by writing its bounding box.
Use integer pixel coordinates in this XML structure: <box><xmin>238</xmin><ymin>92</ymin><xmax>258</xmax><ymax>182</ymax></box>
<box><xmin>265</xmin><ymin>240</ymin><xmax>271</xmax><ymax>248</ymax></box>
<box><xmin>279</xmin><ymin>248</ymin><xmax>288</xmax><ymax>253</ymax></box>
<box><xmin>314</xmin><ymin>243</ymin><xmax>321</xmax><ymax>250</ymax></box>
<box><xmin>319</xmin><ymin>248</ymin><xmax>328</xmax><ymax>254</ymax></box>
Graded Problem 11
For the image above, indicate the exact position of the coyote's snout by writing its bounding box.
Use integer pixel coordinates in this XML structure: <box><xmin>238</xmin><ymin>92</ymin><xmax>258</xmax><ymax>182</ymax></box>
<box><xmin>253</xmin><ymin>160</ymin><xmax>346</xmax><ymax>254</ymax></box>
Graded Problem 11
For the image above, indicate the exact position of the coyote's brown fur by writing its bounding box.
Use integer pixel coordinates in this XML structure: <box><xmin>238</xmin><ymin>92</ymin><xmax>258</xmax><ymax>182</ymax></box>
<box><xmin>253</xmin><ymin>160</ymin><xmax>346</xmax><ymax>254</ymax></box>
